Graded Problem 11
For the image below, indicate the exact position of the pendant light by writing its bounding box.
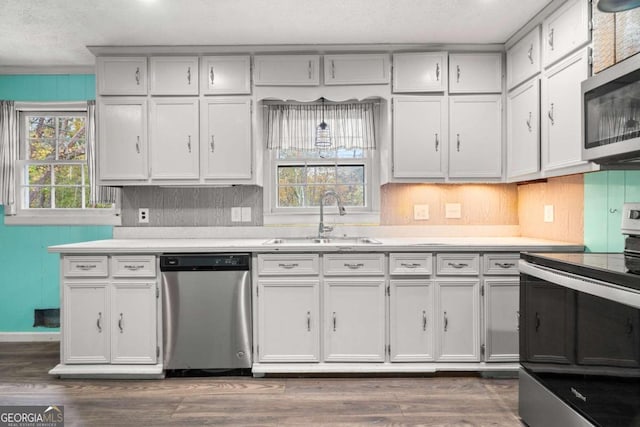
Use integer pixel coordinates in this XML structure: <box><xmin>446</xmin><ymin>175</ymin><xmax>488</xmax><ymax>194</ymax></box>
<box><xmin>315</xmin><ymin>97</ymin><xmax>331</xmax><ymax>148</ymax></box>
<box><xmin>597</xmin><ymin>0</ymin><xmax>640</xmax><ymax>12</ymax></box>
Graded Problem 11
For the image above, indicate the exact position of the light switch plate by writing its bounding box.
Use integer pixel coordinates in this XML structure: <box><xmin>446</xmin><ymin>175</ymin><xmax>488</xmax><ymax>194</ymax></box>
<box><xmin>544</xmin><ymin>205</ymin><xmax>554</xmax><ymax>223</ymax></box>
<box><xmin>241</xmin><ymin>207</ymin><xmax>252</xmax><ymax>222</ymax></box>
<box><xmin>231</xmin><ymin>207</ymin><xmax>242</xmax><ymax>222</ymax></box>
<box><xmin>414</xmin><ymin>204</ymin><xmax>429</xmax><ymax>220</ymax></box>
<box><xmin>445</xmin><ymin>203</ymin><xmax>462</xmax><ymax>219</ymax></box>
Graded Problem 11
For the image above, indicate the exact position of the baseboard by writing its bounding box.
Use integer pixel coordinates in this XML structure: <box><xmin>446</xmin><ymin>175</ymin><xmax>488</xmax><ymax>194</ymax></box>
<box><xmin>0</xmin><ymin>332</ymin><xmax>60</xmax><ymax>342</ymax></box>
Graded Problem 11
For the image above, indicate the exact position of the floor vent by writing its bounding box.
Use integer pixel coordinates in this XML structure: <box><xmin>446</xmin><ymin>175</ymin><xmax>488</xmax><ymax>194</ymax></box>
<box><xmin>33</xmin><ymin>309</ymin><xmax>60</xmax><ymax>328</ymax></box>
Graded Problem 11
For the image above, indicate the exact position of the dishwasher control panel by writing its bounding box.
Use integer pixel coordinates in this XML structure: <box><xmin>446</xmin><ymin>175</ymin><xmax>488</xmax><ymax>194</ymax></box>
<box><xmin>160</xmin><ymin>253</ymin><xmax>251</xmax><ymax>271</ymax></box>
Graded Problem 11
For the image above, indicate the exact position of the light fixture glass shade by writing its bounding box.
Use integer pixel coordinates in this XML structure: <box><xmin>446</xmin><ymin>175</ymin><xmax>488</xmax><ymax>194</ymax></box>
<box><xmin>597</xmin><ymin>0</ymin><xmax>640</xmax><ymax>12</ymax></box>
<box><xmin>315</xmin><ymin>121</ymin><xmax>332</xmax><ymax>147</ymax></box>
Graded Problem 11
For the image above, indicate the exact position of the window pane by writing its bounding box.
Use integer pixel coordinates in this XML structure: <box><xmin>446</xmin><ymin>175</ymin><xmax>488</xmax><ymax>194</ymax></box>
<box><xmin>337</xmin><ymin>184</ymin><xmax>365</xmax><ymax>207</ymax></box>
<box><xmin>29</xmin><ymin>187</ymin><xmax>51</xmax><ymax>208</ymax></box>
<box><xmin>278</xmin><ymin>166</ymin><xmax>305</xmax><ymax>185</ymax></box>
<box><xmin>57</xmin><ymin>117</ymin><xmax>86</xmax><ymax>160</ymax></box>
<box><xmin>55</xmin><ymin>186</ymin><xmax>84</xmax><ymax>208</ymax></box>
<box><xmin>28</xmin><ymin>164</ymin><xmax>51</xmax><ymax>185</ymax></box>
<box><xmin>307</xmin><ymin>166</ymin><xmax>336</xmax><ymax>184</ymax></box>
<box><xmin>278</xmin><ymin>185</ymin><xmax>305</xmax><ymax>207</ymax></box>
<box><xmin>28</xmin><ymin>138</ymin><xmax>56</xmax><ymax>160</ymax></box>
<box><xmin>54</xmin><ymin>165</ymin><xmax>82</xmax><ymax>186</ymax></box>
<box><xmin>337</xmin><ymin>165</ymin><xmax>364</xmax><ymax>184</ymax></box>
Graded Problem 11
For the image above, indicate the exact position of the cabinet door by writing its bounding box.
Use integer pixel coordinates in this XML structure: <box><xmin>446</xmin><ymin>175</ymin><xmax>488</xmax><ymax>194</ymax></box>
<box><xmin>436</xmin><ymin>280</ymin><xmax>480</xmax><ymax>361</ymax></box>
<box><xmin>541</xmin><ymin>48</ymin><xmax>590</xmax><ymax>172</ymax></box>
<box><xmin>257</xmin><ymin>280</ymin><xmax>320</xmax><ymax>362</ymax></box>
<box><xmin>324</xmin><ymin>54</ymin><xmax>390</xmax><ymax>85</ymax></box>
<box><xmin>324</xmin><ymin>279</ymin><xmax>386</xmax><ymax>362</ymax></box>
<box><xmin>449</xmin><ymin>53</ymin><xmax>502</xmax><ymax>93</ymax></box>
<box><xmin>201</xmin><ymin>56</ymin><xmax>251</xmax><ymax>95</ymax></box>
<box><xmin>149</xmin><ymin>56</ymin><xmax>199</xmax><ymax>95</ymax></box>
<box><xmin>98</xmin><ymin>98</ymin><xmax>148</xmax><ymax>181</ymax></box>
<box><xmin>484</xmin><ymin>279</ymin><xmax>519</xmax><ymax>362</ymax></box>
<box><xmin>389</xmin><ymin>280</ymin><xmax>434</xmax><ymax>362</ymax></box>
<box><xmin>542</xmin><ymin>0</ymin><xmax>591</xmax><ymax>68</ymax></box>
<box><xmin>507</xmin><ymin>26</ymin><xmax>541</xmax><ymax>90</ymax></box>
<box><xmin>97</xmin><ymin>57</ymin><xmax>147</xmax><ymax>95</ymax></box>
<box><xmin>63</xmin><ymin>282</ymin><xmax>110</xmax><ymax>364</ymax></box>
<box><xmin>507</xmin><ymin>78</ymin><xmax>540</xmax><ymax>179</ymax></box>
<box><xmin>201</xmin><ymin>98</ymin><xmax>252</xmax><ymax>181</ymax></box>
<box><xmin>111</xmin><ymin>282</ymin><xmax>157</xmax><ymax>364</ymax></box>
<box><xmin>393</xmin><ymin>52</ymin><xmax>447</xmax><ymax>93</ymax></box>
<box><xmin>149</xmin><ymin>98</ymin><xmax>199</xmax><ymax>180</ymax></box>
<box><xmin>254</xmin><ymin>55</ymin><xmax>320</xmax><ymax>86</ymax></box>
<box><xmin>392</xmin><ymin>97</ymin><xmax>446</xmax><ymax>178</ymax></box>
<box><xmin>449</xmin><ymin>95</ymin><xmax>502</xmax><ymax>178</ymax></box>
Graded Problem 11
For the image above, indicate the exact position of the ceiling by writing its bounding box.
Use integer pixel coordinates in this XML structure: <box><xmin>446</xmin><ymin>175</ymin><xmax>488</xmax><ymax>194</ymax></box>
<box><xmin>0</xmin><ymin>0</ymin><xmax>553</xmax><ymax>69</ymax></box>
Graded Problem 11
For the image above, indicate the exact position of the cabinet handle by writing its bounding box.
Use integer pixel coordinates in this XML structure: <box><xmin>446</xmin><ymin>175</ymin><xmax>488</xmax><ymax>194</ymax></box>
<box><xmin>456</xmin><ymin>65</ymin><xmax>461</xmax><ymax>83</ymax></box>
<box><xmin>187</xmin><ymin>135</ymin><xmax>191</xmax><ymax>153</ymax></box>
<box><xmin>307</xmin><ymin>311</ymin><xmax>311</xmax><ymax>332</ymax></box>
<box><xmin>77</xmin><ymin>264</ymin><xmax>97</xmax><ymax>271</ymax></box>
<box><xmin>448</xmin><ymin>262</ymin><xmax>468</xmax><ymax>269</ymax></box>
<box><xmin>136</xmin><ymin>136</ymin><xmax>140</xmax><ymax>154</ymax></box>
<box><xmin>135</xmin><ymin>67</ymin><xmax>140</xmax><ymax>85</ymax></box>
<box><xmin>96</xmin><ymin>312</ymin><xmax>103</xmax><ymax>333</ymax></box>
<box><xmin>527</xmin><ymin>44</ymin><xmax>534</xmax><ymax>64</ymax></box>
<box><xmin>436</xmin><ymin>63</ymin><xmax>440</xmax><ymax>81</ymax></box>
<box><xmin>626</xmin><ymin>318</ymin><xmax>634</xmax><ymax>335</ymax></box>
<box><xmin>422</xmin><ymin>310</ymin><xmax>427</xmax><ymax>331</ymax></box>
<box><xmin>548</xmin><ymin>103</ymin><xmax>555</xmax><ymax>125</ymax></box>
<box><xmin>516</xmin><ymin>310</ymin><xmax>520</xmax><ymax>332</ymax></box>
<box><xmin>526</xmin><ymin>112</ymin><xmax>532</xmax><ymax>132</ymax></box>
<box><xmin>495</xmin><ymin>262</ymin><xmax>515</xmax><ymax>269</ymax></box>
<box><xmin>332</xmin><ymin>312</ymin><xmax>337</xmax><ymax>331</ymax></box>
<box><xmin>210</xmin><ymin>135</ymin><xmax>215</xmax><ymax>152</ymax></box>
<box><xmin>400</xmin><ymin>262</ymin><xmax>420</xmax><ymax>269</ymax></box>
<box><xmin>444</xmin><ymin>311</ymin><xmax>448</xmax><ymax>332</ymax></box>
<box><xmin>435</xmin><ymin>133</ymin><xmax>439</xmax><ymax>152</ymax></box>
<box><xmin>187</xmin><ymin>66</ymin><xmax>191</xmax><ymax>85</ymax></box>
<box><xmin>278</xmin><ymin>263</ymin><xmax>299</xmax><ymax>269</ymax></box>
<box><xmin>118</xmin><ymin>313</ymin><xmax>124</xmax><ymax>333</ymax></box>
<box><xmin>210</xmin><ymin>67</ymin><xmax>215</xmax><ymax>85</ymax></box>
<box><xmin>123</xmin><ymin>264</ymin><xmax>143</xmax><ymax>271</ymax></box>
<box><xmin>308</xmin><ymin>60</ymin><xmax>312</xmax><ymax>79</ymax></box>
<box><xmin>331</xmin><ymin>60</ymin><xmax>336</xmax><ymax>79</ymax></box>
<box><xmin>548</xmin><ymin>28</ymin><xmax>554</xmax><ymax>50</ymax></box>
<box><xmin>535</xmin><ymin>312</ymin><xmax>541</xmax><ymax>332</ymax></box>
<box><xmin>344</xmin><ymin>263</ymin><xmax>364</xmax><ymax>269</ymax></box>
<box><xmin>456</xmin><ymin>134</ymin><xmax>460</xmax><ymax>152</ymax></box>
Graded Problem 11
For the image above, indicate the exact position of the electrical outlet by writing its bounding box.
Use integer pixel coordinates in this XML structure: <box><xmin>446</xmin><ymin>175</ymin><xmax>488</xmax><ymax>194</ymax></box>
<box><xmin>445</xmin><ymin>203</ymin><xmax>462</xmax><ymax>219</ymax></box>
<box><xmin>138</xmin><ymin>208</ymin><xmax>149</xmax><ymax>224</ymax></box>
<box><xmin>231</xmin><ymin>207</ymin><xmax>242</xmax><ymax>222</ymax></box>
<box><xmin>544</xmin><ymin>205</ymin><xmax>554</xmax><ymax>223</ymax></box>
<box><xmin>414</xmin><ymin>204</ymin><xmax>429</xmax><ymax>220</ymax></box>
<box><xmin>241</xmin><ymin>207</ymin><xmax>252</xmax><ymax>222</ymax></box>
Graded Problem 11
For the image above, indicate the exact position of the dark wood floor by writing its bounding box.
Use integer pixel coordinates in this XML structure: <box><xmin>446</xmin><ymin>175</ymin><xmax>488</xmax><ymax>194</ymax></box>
<box><xmin>0</xmin><ymin>342</ymin><xmax>523</xmax><ymax>426</ymax></box>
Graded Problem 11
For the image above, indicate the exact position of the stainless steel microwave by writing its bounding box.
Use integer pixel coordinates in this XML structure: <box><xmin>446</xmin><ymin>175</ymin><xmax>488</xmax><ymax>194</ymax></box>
<box><xmin>582</xmin><ymin>53</ymin><xmax>640</xmax><ymax>167</ymax></box>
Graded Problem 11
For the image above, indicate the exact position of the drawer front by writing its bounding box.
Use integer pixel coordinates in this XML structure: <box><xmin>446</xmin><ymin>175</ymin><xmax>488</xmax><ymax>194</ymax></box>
<box><xmin>436</xmin><ymin>254</ymin><xmax>480</xmax><ymax>275</ymax></box>
<box><xmin>63</xmin><ymin>256</ymin><xmax>109</xmax><ymax>278</ymax></box>
<box><xmin>323</xmin><ymin>254</ymin><xmax>385</xmax><ymax>276</ymax></box>
<box><xmin>389</xmin><ymin>253</ymin><xmax>433</xmax><ymax>275</ymax></box>
<box><xmin>257</xmin><ymin>254</ymin><xmax>320</xmax><ymax>276</ymax></box>
<box><xmin>483</xmin><ymin>253</ymin><xmax>519</xmax><ymax>275</ymax></box>
<box><xmin>112</xmin><ymin>255</ymin><xmax>157</xmax><ymax>278</ymax></box>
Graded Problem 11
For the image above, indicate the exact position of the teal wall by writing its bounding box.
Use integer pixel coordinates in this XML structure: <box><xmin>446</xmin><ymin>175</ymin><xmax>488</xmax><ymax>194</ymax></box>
<box><xmin>584</xmin><ymin>170</ymin><xmax>640</xmax><ymax>252</ymax></box>
<box><xmin>0</xmin><ymin>74</ymin><xmax>113</xmax><ymax>333</ymax></box>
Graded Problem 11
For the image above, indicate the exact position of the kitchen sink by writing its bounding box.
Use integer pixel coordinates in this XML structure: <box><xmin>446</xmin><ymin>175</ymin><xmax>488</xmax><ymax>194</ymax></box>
<box><xmin>263</xmin><ymin>236</ymin><xmax>382</xmax><ymax>245</ymax></box>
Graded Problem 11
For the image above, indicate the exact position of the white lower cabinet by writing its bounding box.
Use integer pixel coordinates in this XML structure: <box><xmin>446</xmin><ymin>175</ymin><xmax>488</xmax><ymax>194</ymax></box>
<box><xmin>324</xmin><ymin>279</ymin><xmax>386</xmax><ymax>362</ymax></box>
<box><xmin>389</xmin><ymin>280</ymin><xmax>434</xmax><ymax>362</ymax></box>
<box><xmin>257</xmin><ymin>279</ymin><xmax>320</xmax><ymax>362</ymax></box>
<box><xmin>436</xmin><ymin>280</ymin><xmax>481</xmax><ymax>362</ymax></box>
<box><xmin>483</xmin><ymin>278</ymin><xmax>520</xmax><ymax>362</ymax></box>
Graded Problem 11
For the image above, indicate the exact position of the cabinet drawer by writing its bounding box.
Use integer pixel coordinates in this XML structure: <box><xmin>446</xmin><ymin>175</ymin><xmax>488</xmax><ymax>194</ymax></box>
<box><xmin>112</xmin><ymin>255</ymin><xmax>157</xmax><ymax>278</ymax></box>
<box><xmin>63</xmin><ymin>256</ymin><xmax>109</xmax><ymax>278</ymax></box>
<box><xmin>389</xmin><ymin>253</ymin><xmax>432</xmax><ymax>275</ymax></box>
<box><xmin>257</xmin><ymin>254</ymin><xmax>320</xmax><ymax>276</ymax></box>
<box><xmin>436</xmin><ymin>254</ymin><xmax>480</xmax><ymax>275</ymax></box>
<box><xmin>483</xmin><ymin>254</ymin><xmax>519</xmax><ymax>275</ymax></box>
<box><xmin>323</xmin><ymin>254</ymin><xmax>385</xmax><ymax>276</ymax></box>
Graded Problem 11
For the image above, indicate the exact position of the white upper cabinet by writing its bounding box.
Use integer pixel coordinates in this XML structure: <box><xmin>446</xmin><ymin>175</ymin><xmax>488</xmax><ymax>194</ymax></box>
<box><xmin>97</xmin><ymin>57</ymin><xmax>147</xmax><ymax>95</ymax></box>
<box><xmin>254</xmin><ymin>55</ymin><xmax>320</xmax><ymax>86</ymax></box>
<box><xmin>200</xmin><ymin>98</ymin><xmax>252</xmax><ymax>181</ymax></box>
<box><xmin>323</xmin><ymin>54</ymin><xmax>390</xmax><ymax>85</ymax></box>
<box><xmin>542</xmin><ymin>0</ymin><xmax>591</xmax><ymax>68</ymax></box>
<box><xmin>200</xmin><ymin>55</ymin><xmax>251</xmax><ymax>95</ymax></box>
<box><xmin>149</xmin><ymin>98</ymin><xmax>199</xmax><ymax>180</ymax></box>
<box><xmin>448</xmin><ymin>53</ymin><xmax>502</xmax><ymax>93</ymax></box>
<box><xmin>449</xmin><ymin>95</ymin><xmax>502</xmax><ymax>178</ymax></box>
<box><xmin>507</xmin><ymin>26</ymin><xmax>541</xmax><ymax>90</ymax></box>
<box><xmin>393</xmin><ymin>52</ymin><xmax>448</xmax><ymax>93</ymax></box>
<box><xmin>507</xmin><ymin>77</ymin><xmax>540</xmax><ymax>180</ymax></box>
<box><xmin>541</xmin><ymin>48</ymin><xmax>590</xmax><ymax>172</ymax></box>
<box><xmin>149</xmin><ymin>56</ymin><xmax>199</xmax><ymax>95</ymax></box>
<box><xmin>392</xmin><ymin>96</ymin><xmax>446</xmax><ymax>179</ymax></box>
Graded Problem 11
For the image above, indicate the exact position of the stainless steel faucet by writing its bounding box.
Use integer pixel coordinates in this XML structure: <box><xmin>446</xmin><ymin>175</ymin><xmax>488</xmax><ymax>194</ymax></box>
<box><xmin>318</xmin><ymin>190</ymin><xmax>346</xmax><ymax>238</ymax></box>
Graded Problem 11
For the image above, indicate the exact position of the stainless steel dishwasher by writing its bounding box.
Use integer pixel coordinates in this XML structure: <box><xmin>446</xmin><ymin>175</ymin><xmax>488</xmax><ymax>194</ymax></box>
<box><xmin>160</xmin><ymin>253</ymin><xmax>252</xmax><ymax>371</ymax></box>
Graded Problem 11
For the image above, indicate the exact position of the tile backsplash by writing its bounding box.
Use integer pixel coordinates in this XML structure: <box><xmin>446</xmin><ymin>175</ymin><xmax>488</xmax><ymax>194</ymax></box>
<box><xmin>121</xmin><ymin>186</ymin><xmax>263</xmax><ymax>227</ymax></box>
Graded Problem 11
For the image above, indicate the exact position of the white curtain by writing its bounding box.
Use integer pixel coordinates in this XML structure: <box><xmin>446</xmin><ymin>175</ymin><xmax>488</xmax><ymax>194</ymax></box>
<box><xmin>0</xmin><ymin>101</ymin><xmax>18</xmax><ymax>215</ymax></box>
<box><xmin>265</xmin><ymin>102</ymin><xmax>376</xmax><ymax>150</ymax></box>
<box><xmin>86</xmin><ymin>100</ymin><xmax>119</xmax><ymax>205</ymax></box>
